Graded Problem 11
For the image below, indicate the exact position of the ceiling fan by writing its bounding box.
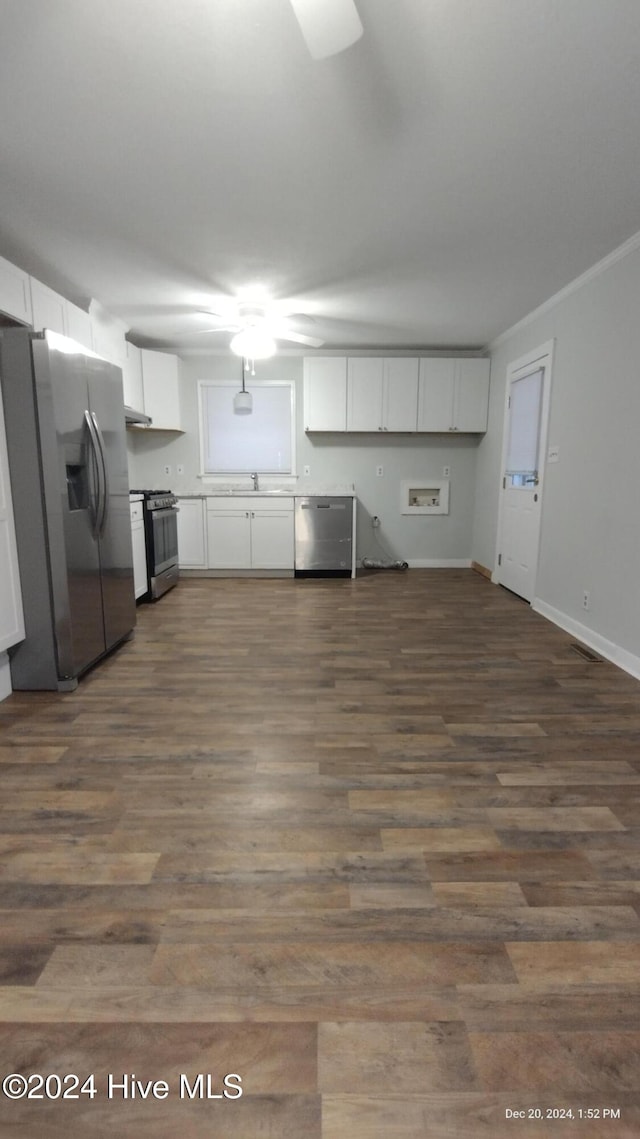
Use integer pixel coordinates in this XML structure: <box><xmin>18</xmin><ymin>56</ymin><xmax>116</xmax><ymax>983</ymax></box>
<box><xmin>187</xmin><ymin>301</ymin><xmax>325</xmax><ymax>357</ymax></box>
<box><xmin>289</xmin><ymin>0</ymin><xmax>363</xmax><ymax>60</ymax></box>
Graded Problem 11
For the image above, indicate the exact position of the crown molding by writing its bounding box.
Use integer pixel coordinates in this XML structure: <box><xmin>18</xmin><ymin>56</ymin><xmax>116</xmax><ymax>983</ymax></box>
<box><xmin>487</xmin><ymin>228</ymin><xmax>640</xmax><ymax>351</ymax></box>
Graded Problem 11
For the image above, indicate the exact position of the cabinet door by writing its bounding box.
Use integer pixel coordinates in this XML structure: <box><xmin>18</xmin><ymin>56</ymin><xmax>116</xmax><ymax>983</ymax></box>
<box><xmin>141</xmin><ymin>349</ymin><xmax>181</xmax><ymax>429</ymax></box>
<box><xmin>0</xmin><ymin>387</ymin><xmax>25</xmax><ymax>652</ymax></box>
<box><xmin>454</xmin><ymin>358</ymin><xmax>490</xmax><ymax>432</ymax></box>
<box><xmin>122</xmin><ymin>343</ymin><xmax>144</xmax><ymax>411</ymax></box>
<box><xmin>65</xmin><ymin>302</ymin><xmax>93</xmax><ymax>352</ymax></box>
<box><xmin>207</xmin><ymin>510</ymin><xmax>251</xmax><ymax>568</ymax></box>
<box><xmin>30</xmin><ymin>279</ymin><xmax>67</xmax><ymax>336</ymax></box>
<box><xmin>303</xmin><ymin>357</ymin><xmax>347</xmax><ymax>431</ymax></box>
<box><xmin>346</xmin><ymin>358</ymin><xmax>384</xmax><ymax>431</ymax></box>
<box><xmin>383</xmin><ymin>358</ymin><xmax>419</xmax><ymax>431</ymax></box>
<box><xmin>0</xmin><ymin>256</ymin><xmax>32</xmax><ymax>324</ymax></box>
<box><xmin>250</xmin><ymin>510</ymin><xmax>294</xmax><ymax>569</ymax></box>
<box><xmin>417</xmin><ymin>359</ymin><xmax>456</xmax><ymax>431</ymax></box>
<box><xmin>177</xmin><ymin>499</ymin><xmax>207</xmax><ymax>567</ymax></box>
<box><xmin>131</xmin><ymin>519</ymin><xmax>148</xmax><ymax>598</ymax></box>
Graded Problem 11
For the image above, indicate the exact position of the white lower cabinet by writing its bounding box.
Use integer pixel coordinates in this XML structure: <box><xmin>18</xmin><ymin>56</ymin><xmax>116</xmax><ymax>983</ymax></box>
<box><xmin>206</xmin><ymin>497</ymin><xmax>294</xmax><ymax>570</ymax></box>
<box><xmin>130</xmin><ymin>500</ymin><xmax>148</xmax><ymax>599</ymax></box>
<box><xmin>177</xmin><ymin>498</ymin><xmax>207</xmax><ymax>568</ymax></box>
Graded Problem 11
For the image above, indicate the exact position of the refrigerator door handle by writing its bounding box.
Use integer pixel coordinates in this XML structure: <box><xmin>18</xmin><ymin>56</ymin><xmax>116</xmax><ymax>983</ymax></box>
<box><xmin>91</xmin><ymin>411</ymin><xmax>109</xmax><ymax>536</ymax></box>
<box><xmin>84</xmin><ymin>409</ymin><xmax>104</xmax><ymax>538</ymax></box>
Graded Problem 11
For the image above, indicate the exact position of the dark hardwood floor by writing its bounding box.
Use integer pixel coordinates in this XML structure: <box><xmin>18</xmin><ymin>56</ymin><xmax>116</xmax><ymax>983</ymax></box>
<box><xmin>0</xmin><ymin>570</ymin><xmax>639</xmax><ymax>1137</ymax></box>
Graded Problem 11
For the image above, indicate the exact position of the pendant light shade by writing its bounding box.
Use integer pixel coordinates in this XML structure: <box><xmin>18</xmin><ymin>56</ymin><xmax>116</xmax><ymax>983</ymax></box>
<box><xmin>233</xmin><ymin>363</ymin><xmax>253</xmax><ymax>414</ymax></box>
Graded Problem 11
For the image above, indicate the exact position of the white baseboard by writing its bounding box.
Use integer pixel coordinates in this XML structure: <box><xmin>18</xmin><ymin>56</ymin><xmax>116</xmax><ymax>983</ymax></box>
<box><xmin>407</xmin><ymin>559</ymin><xmax>472</xmax><ymax>569</ymax></box>
<box><xmin>0</xmin><ymin>653</ymin><xmax>12</xmax><ymax>702</ymax></box>
<box><xmin>533</xmin><ymin>599</ymin><xmax>640</xmax><ymax>681</ymax></box>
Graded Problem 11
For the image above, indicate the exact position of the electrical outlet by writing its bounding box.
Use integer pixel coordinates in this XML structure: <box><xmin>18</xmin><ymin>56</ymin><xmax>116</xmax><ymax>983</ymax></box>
<box><xmin>376</xmin><ymin>465</ymin><xmax>384</xmax><ymax>477</ymax></box>
<box><xmin>582</xmin><ymin>590</ymin><xmax>590</xmax><ymax>611</ymax></box>
<box><xmin>304</xmin><ymin>465</ymin><xmax>311</xmax><ymax>476</ymax></box>
<box><xmin>372</xmin><ymin>515</ymin><xmax>381</xmax><ymax>528</ymax></box>
<box><xmin>176</xmin><ymin>464</ymin><xmax>184</xmax><ymax>476</ymax></box>
<box><xmin>443</xmin><ymin>465</ymin><xmax>450</xmax><ymax>478</ymax></box>
<box><xmin>163</xmin><ymin>464</ymin><xmax>172</xmax><ymax>477</ymax></box>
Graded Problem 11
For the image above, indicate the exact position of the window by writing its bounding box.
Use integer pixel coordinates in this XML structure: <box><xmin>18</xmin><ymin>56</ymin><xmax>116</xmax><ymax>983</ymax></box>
<box><xmin>198</xmin><ymin>380</ymin><xmax>296</xmax><ymax>475</ymax></box>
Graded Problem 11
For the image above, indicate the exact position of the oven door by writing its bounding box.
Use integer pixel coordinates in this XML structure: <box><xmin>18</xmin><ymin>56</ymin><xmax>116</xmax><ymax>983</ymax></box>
<box><xmin>149</xmin><ymin>507</ymin><xmax>179</xmax><ymax>574</ymax></box>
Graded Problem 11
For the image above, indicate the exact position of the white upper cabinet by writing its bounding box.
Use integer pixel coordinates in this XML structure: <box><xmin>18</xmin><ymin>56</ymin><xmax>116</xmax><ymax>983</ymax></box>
<box><xmin>0</xmin><ymin>255</ymin><xmax>32</xmax><ymax>324</ymax></box>
<box><xmin>347</xmin><ymin>358</ymin><xmax>384</xmax><ymax>431</ymax></box>
<box><xmin>140</xmin><ymin>348</ymin><xmax>181</xmax><ymax>430</ymax></box>
<box><xmin>418</xmin><ymin>358</ymin><xmax>489</xmax><ymax>432</ymax></box>
<box><xmin>348</xmin><ymin>357</ymin><xmax>419</xmax><ymax>432</ymax></box>
<box><xmin>454</xmin><ymin>358</ymin><xmax>491</xmax><ymax>432</ymax></box>
<box><xmin>30</xmin><ymin>279</ymin><xmax>67</xmax><ymax>336</ymax></box>
<box><xmin>303</xmin><ymin>357</ymin><xmax>347</xmax><ymax>431</ymax></box>
<box><xmin>89</xmin><ymin>300</ymin><xmax>128</xmax><ymax>366</ymax></box>
<box><xmin>64</xmin><ymin>301</ymin><xmax>93</xmax><ymax>352</ymax></box>
<box><xmin>0</xmin><ymin>386</ymin><xmax>25</xmax><ymax>654</ymax></box>
<box><xmin>382</xmin><ymin>358</ymin><xmax>419</xmax><ymax>431</ymax></box>
<box><xmin>122</xmin><ymin>342</ymin><xmax>144</xmax><ymax>411</ymax></box>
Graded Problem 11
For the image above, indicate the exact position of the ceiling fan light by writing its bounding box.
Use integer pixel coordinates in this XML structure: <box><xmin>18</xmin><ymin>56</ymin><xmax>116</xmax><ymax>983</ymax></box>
<box><xmin>230</xmin><ymin>328</ymin><xmax>276</xmax><ymax>359</ymax></box>
<box><xmin>290</xmin><ymin>0</ymin><xmax>363</xmax><ymax>60</ymax></box>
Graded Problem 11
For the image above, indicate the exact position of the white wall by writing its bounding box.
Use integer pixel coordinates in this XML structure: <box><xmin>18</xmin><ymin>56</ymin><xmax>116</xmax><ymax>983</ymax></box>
<box><xmin>128</xmin><ymin>354</ymin><xmax>484</xmax><ymax>566</ymax></box>
<box><xmin>472</xmin><ymin>239</ymin><xmax>640</xmax><ymax>671</ymax></box>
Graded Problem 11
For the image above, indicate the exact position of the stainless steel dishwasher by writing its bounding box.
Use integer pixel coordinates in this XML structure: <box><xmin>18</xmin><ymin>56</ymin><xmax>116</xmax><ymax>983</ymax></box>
<box><xmin>294</xmin><ymin>496</ymin><xmax>353</xmax><ymax>577</ymax></box>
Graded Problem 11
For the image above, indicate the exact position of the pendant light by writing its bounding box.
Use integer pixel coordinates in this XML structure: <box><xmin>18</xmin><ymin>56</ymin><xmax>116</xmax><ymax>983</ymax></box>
<box><xmin>233</xmin><ymin>360</ymin><xmax>253</xmax><ymax>414</ymax></box>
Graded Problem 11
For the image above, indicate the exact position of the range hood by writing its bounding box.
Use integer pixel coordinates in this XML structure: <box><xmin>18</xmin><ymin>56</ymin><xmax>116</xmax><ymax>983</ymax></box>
<box><xmin>124</xmin><ymin>404</ymin><xmax>152</xmax><ymax>426</ymax></box>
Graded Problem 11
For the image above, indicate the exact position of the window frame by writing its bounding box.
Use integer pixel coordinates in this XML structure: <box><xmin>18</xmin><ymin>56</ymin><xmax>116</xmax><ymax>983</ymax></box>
<box><xmin>197</xmin><ymin>378</ymin><xmax>297</xmax><ymax>480</ymax></box>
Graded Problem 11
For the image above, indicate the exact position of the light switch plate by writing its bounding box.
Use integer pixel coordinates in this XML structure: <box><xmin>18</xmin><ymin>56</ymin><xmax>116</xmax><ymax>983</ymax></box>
<box><xmin>443</xmin><ymin>465</ymin><xmax>450</xmax><ymax>477</ymax></box>
<box><xmin>164</xmin><ymin>464</ymin><xmax>172</xmax><ymax>476</ymax></box>
<box><xmin>547</xmin><ymin>445</ymin><xmax>560</xmax><ymax>463</ymax></box>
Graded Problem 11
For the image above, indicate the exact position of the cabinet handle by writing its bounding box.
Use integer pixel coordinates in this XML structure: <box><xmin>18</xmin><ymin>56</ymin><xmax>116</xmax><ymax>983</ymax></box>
<box><xmin>251</xmin><ymin>512</ymin><xmax>255</xmax><ymax>518</ymax></box>
<box><xmin>245</xmin><ymin>511</ymin><xmax>249</xmax><ymax>518</ymax></box>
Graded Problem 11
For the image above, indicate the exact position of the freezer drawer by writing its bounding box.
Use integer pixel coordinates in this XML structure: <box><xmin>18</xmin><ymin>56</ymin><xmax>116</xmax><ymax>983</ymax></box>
<box><xmin>294</xmin><ymin>496</ymin><xmax>352</xmax><ymax>575</ymax></box>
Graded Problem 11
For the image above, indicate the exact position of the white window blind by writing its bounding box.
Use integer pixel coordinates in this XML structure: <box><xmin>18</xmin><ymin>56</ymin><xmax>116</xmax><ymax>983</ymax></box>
<box><xmin>506</xmin><ymin>367</ymin><xmax>543</xmax><ymax>476</ymax></box>
<box><xmin>200</xmin><ymin>381</ymin><xmax>294</xmax><ymax>474</ymax></box>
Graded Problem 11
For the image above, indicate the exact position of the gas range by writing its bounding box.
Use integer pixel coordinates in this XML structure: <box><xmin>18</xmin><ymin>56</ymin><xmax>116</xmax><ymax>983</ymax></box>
<box><xmin>130</xmin><ymin>489</ymin><xmax>178</xmax><ymax>510</ymax></box>
<box><xmin>129</xmin><ymin>490</ymin><xmax>180</xmax><ymax>600</ymax></box>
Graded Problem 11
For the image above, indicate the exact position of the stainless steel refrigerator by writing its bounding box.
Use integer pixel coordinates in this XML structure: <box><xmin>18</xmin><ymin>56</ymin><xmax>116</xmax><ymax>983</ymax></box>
<box><xmin>0</xmin><ymin>328</ymin><xmax>136</xmax><ymax>690</ymax></box>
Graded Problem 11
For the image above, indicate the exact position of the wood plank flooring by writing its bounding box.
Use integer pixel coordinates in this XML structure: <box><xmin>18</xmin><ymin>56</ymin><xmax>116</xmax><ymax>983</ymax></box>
<box><xmin>0</xmin><ymin>569</ymin><xmax>639</xmax><ymax>1136</ymax></box>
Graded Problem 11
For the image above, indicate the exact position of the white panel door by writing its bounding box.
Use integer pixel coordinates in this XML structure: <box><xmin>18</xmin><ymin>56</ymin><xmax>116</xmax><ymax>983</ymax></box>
<box><xmin>383</xmin><ymin>358</ymin><xmax>419</xmax><ymax>431</ymax></box>
<box><xmin>347</xmin><ymin>357</ymin><xmax>384</xmax><ymax>431</ymax></box>
<box><xmin>497</xmin><ymin>346</ymin><xmax>553</xmax><ymax>602</ymax></box>
<box><xmin>0</xmin><ymin>387</ymin><xmax>25</xmax><ymax>652</ymax></box>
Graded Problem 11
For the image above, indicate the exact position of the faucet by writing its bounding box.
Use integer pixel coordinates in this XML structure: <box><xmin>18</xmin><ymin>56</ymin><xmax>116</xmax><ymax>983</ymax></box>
<box><xmin>250</xmin><ymin>472</ymin><xmax>259</xmax><ymax>491</ymax></box>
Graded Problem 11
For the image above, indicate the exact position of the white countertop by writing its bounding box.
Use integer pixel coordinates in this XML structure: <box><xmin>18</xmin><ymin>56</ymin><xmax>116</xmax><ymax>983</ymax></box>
<box><xmin>174</xmin><ymin>483</ymin><xmax>355</xmax><ymax>498</ymax></box>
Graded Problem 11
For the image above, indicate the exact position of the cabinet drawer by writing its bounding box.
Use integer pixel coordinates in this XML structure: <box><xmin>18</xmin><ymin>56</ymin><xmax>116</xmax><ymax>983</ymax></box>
<box><xmin>207</xmin><ymin>496</ymin><xmax>293</xmax><ymax>512</ymax></box>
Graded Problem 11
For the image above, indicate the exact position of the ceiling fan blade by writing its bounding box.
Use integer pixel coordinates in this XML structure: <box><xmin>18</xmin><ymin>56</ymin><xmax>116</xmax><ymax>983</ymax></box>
<box><xmin>181</xmin><ymin>326</ymin><xmax>238</xmax><ymax>335</ymax></box>
<box><xmin>289</xmin><ymin>0</ymin><xmax>363</xmax><ymax>60</ymax></box>
<box><xmin>276</xmin><ymin>331</ymin><xmax>325</xmax><ymax>348</ymax></box>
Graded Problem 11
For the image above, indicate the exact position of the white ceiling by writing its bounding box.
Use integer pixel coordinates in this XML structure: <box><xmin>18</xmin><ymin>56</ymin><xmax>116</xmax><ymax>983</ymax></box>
<box><xmin>1</xmin><ymin>0</ymin><xmax>640</xmax><ymax>352</ymax></box>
